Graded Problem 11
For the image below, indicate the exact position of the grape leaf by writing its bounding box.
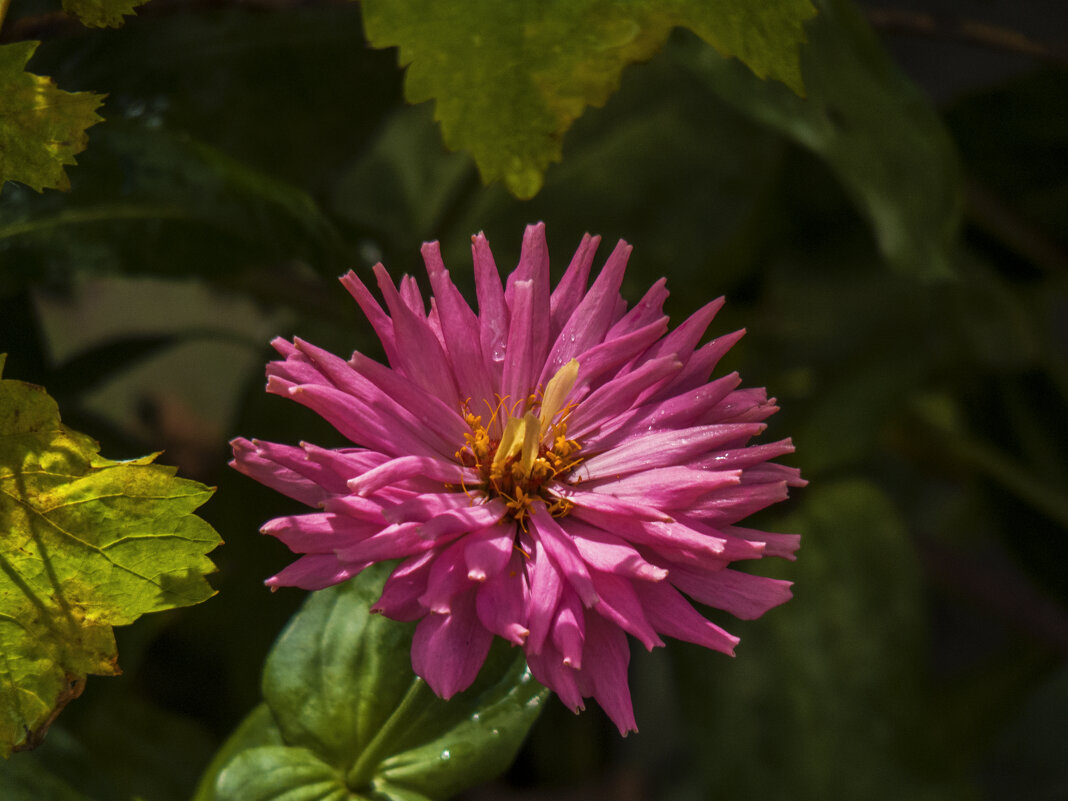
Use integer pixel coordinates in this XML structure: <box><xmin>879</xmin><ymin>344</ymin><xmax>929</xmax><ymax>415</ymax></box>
<box><xmin>0</xmin><ymin>355</ymin><xmax>222</xmax><ymax>757</ymax></box>
<box><xmin>62</xmin><ymin>0</ymin><xmax>151</xmax><ymax>29</ymax></box>
<box><xmin>361</xmin><ymin>0</ymin><xmax>816</xmax><ymax>198</ymax></box>
<box><xmin>0</xmin><ymin>42</ymin><xmax>105</xmax><ymax>194</ymax></box>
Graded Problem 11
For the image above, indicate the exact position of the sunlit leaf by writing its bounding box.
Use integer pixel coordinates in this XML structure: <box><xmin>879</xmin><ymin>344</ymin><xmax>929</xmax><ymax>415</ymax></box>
<box><xmin>62</xmin><ymin>0</ymin><xmax>151</xmax><ymax>29</ymax></box>
<box><xmin>0</xmin><ymin>43</ymin><xmax>104</xmax><ymax>194</ymax></box>
<box><xmin>0</xmin><ymin>355</ymin><xmax>221</xmax><ymax>757</ymax></box>
<box><xmin>361</xmin><ymin>0</ymin><xmax>816</xmax><ymax>198</ymax></box>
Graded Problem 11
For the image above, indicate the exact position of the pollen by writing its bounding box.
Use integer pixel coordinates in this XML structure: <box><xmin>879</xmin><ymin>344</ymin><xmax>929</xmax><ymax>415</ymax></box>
<box><xmin>456</xmin><ymin>359</ymin><xmax>582</xmax><ymax>525</ymax></box>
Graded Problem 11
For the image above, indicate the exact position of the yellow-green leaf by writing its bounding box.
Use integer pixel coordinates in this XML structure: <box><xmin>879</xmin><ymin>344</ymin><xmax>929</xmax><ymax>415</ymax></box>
<box><xmin>0</xmin><ymin>355</ymin><xmax>222</xmax><ymax>757</ymax></box>
<box><xmin>361</xmin><ymin>0</ymin><xmax>817</xmax><ymax>198</ymax></box>
<box><xmin>62</xmin><ymin>0</ymin><xmax>152</xmax><ymax>29</ymax></box>
<box><xmin>0</xmin><ymin>42</ymin><xmax>105</xmax><ymax>194</ymax></box>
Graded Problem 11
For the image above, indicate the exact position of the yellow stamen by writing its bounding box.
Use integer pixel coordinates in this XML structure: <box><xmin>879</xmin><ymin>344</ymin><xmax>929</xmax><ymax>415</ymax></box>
<box><xmin>539</xmin><ymin>358</ymin><xmax>579</xmax><ymax>439</ymax></box>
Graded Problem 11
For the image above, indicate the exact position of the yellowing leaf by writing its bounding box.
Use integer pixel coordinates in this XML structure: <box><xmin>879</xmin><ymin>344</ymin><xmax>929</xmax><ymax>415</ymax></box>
<box><xmin>0</xmin><ymin>355</ymin><xmax>222</xmax><ymax>756</ymax></box>
<box><xmin>361</xmin><ymin>0</ymin><xmax>817</xmax><ymax>198</ymax></box>
<box><xmin>0</xmin><ymin>42</ymin><xmax>105</xmax><ymax>194</ymax></box>
<box><xmin>62</xmin><ymin>0</ymin><xmax>152</xmax><ymax>29</ymax></box>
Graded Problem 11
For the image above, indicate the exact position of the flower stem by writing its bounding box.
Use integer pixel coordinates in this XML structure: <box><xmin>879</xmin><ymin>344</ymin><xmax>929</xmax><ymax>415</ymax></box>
<box><xmin>345</xmin><ymin>676</ymin><xmax>435</xmax><ymax>793</ymax></box>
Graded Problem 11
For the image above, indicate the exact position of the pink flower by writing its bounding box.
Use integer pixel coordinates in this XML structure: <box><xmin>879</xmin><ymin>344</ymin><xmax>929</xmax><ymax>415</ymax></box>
<box><xmin>231</xmin><ymin>223</ymin><xmax>803</xmax><ymax>734</ymax></box>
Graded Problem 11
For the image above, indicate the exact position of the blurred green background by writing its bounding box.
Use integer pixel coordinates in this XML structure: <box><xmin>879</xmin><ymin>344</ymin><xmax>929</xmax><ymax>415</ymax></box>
<box><xmin>1</xmin><ymin>0</ymin><xmax>1066</xmax><ymax>798</ymax></box>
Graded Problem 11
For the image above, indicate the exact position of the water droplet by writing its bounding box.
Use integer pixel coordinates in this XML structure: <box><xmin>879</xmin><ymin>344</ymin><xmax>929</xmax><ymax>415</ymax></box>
<box><xmin>490</xmin><ymin>728</ymin><xmax>500</xmax><ymax>737</ymax></box>
<box><xmin>471</xmin><ymin>712</ymin><xmax>481</xmax><ymax>722</ymax></box>
<box><xmin>519</xmin><ymin>667</ymin><xmax>532</xmax><ymax>684</ymax></box>
<box><xmin>491</xmin><ymin>343</ymin><xmax>506</xmax><ymax>362</ymax></box>
<box><xmin>440</xmin><ymin>749</ymin><xmax>451</xmax><ymax>761</ymax></box>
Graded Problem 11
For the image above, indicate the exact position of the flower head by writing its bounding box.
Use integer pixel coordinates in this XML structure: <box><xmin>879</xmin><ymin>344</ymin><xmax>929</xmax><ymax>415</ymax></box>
<box><xmin>231</xmin><ymin>223</ymin><xmax>804</xmax><ymax>734</ymax></box>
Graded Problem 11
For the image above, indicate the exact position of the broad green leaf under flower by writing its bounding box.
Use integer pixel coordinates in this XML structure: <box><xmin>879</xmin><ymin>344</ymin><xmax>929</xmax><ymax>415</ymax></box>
<box><xmin>196</xmin><ymin>565</ymin><xmax>547</xmax><ymax>801</ymax></box>
<box><xmin>0</xmin><ymin>43</ymin><xmax>105</xmax><ymax>194</ymax></box>
<box><xmin>0</xmin><ymin>355</ymin><xmax>221</xmax><ymax>757</ymax></box>
<box><xmin>361</xmin><ymin>0</ymin><xmax>816</xmax><ymax>198</ymax></box>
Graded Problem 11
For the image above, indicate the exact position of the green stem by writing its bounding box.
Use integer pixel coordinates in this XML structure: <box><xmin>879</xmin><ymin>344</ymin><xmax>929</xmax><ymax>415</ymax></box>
<box><xmin>345</xmin><ymin>677</ymin><xmax>435</xmax><ymax>792</ymax></box>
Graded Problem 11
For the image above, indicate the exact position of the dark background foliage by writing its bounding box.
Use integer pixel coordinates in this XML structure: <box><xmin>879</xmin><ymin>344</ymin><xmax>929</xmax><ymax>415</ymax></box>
<box><xmin>1</xmin><ymin>0</ymin><xmax>1066</xmax><ymax>798</ymax></box>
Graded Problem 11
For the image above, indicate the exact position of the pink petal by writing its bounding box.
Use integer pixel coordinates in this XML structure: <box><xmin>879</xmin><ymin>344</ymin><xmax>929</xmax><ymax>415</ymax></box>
<box><xmin>578</xmin><ymin>614</ymin><xmax>636</xmax><ymax>735</ymax></box>
<box><xmin>265</xmin><ymin>554</ymin><xmax>367</xmax><ymax>591</ymax></box>
<box><xmin>634</xmin><ymin>580</ymin><xmax>740</xmax><ymax>655</ymax></box>
<box><xmin>551</xmin><ymin>588</ymin><xmax>586</xmax><ymax>668</ymax></box>
<box><xmin>346</xmin><ymin>455</ymin><xmax>472</xmax><ymax>497</ymax></box>
<box><xmin>549</xmin><ymin>233</ymin><xmax>599</xmax><ymax>337</ymax></box>
<box><xmin>525</xmin><ymin>538</ymin><xmax>563</xmax><ymax>655</ymax></box>
<box><xmin>589</xmin><ymin>570</ymin><xmax>663</xmax><ymax>651</ymax></box>
<box><xmin>412</xmin><ymin>588</ymin><xmax>494</xmax><ymax>699</ymax></box>
<box><xmin>259</xmin><ymin>512</ymin><xmax>378</xmax><ymax>553</ymax></box>
<box><xmin>668</xmin><ymin>564</ymin><xmax>794</xmax><ymax>620</ymax></box>
<box><xmin>372</xmin><ymin>551</ymin><xmax>436</xmax><ymax>621</ymax></box>
<box><xmin>464</xmin><ymin>522</ymin><xmax>517</xmax><ymax>581</ymax></box>
<box><xmin>419</xmin><ymin>538</ymin><xmax>476</xmax><ymax>614</ymax></box>
<box><xmin>586</xmin><ymin>466</ymin><xmax>742</xmax><ymax>509</ymax></box>
<box><xmin>530</xmin><ymin>505</ymin><xmax>599</xmax><ymax>607</ymax></box>
<box><xmin>471</xmin><ymin>232</ymin><xmax>509</xmax><ymax>385</ymax></box>
<box><xmin>476</xmin><ymin>552</ymin><xmax>530</xmax><ymax>645</ymax></box>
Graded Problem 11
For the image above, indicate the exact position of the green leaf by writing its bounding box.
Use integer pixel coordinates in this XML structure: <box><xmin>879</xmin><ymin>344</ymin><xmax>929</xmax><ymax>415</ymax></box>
<box><xmin>361</xmin><ymin>0</ymin><xmax>816</xmax><ymax>198</ymax></box>
<box><xmin>0</xmin><ymin>42</ymin><xmax>105</xmax><ymax>194</ymax></box>
<box><xmin>201</xmin><ymin>564</ymin><xmax>547</xmax><ymax>801</ymax></box>
<box><xmin>62</xmin><ymin>0</ymin><xmax>151</xmax><ymax>29</ymax></box>
<box><xmin>0</xmin><ymin>356</ymin><xmax>221</xmax><ymax>757</ymax></box>
<box><xmin>679</xmin><ymin>0</ymin><xmax>963</xmax><ymax>278</ymax></box>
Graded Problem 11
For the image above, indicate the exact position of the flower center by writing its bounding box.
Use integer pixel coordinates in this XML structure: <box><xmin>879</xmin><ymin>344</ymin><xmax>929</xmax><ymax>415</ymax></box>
<box><xmin>456</xmin><ymin>359</ymin><xmax>582</xmax><ymax>525</ymax></box>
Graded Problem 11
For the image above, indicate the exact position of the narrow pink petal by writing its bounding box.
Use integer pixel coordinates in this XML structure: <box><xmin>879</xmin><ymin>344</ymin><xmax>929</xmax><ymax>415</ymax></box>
<box><xmin>560</xmin><ymin>317</ymin><xmax>668</xmax><ymax>393</ymax></box>
<box><xmin>579</xmin><ymin>615</ymin><xmax>636</xmax><ymax>735</ymax></box>
<box><xmin>526</xmin><ymin>643</ymin><xmax>584</xmax><ymax>712</ymax></box>
<box><xmin>506</xmin><ymin>224</ymin><xmax>551</xmax><ymax>350</ymax></box>
<box><xmin>589</xmin><ymin>570</ymin><xmax>663</xmax><ymax>651</ymax></box>
<box><xmin>412</xmin><ymin>588</ymin><xmax>494</xmax><ymax>699</ymax></box>
<box><xmin>529</xmin><ymin>504</ymin><xmax>599</xmax><ymax>606</ymax></box>
<box><xmin>399</xmin><ymin>273</ymin><xmax>426</xmax><ymax>317</ymax></box>
<box><xmin>265</xmin><ymin>554</ymin><xmax>367</xmax><ymax>591</ymax></box>
<box><xmin>346</xmin><ymin>455</ymin><xmax>472</xmax><ymax>497</ymax></box>
<box><xmin>279</xmin><ymin>381</ymin><xmax>444</xmax><ymax>460</ymax></box>
<box><xmin>372</xmin><ymin>264</ymin><xmax>461</xmax><ymax>402</ymax></box>
<box><xmin>587</xmin><ymin>466</ymin><xmax>742</xmax><ymax>509</ymax></box>
<box><xmin>579</xmin><ymin>423</ymin><xmax>767</xmax><ymax>479</ymax></box>
<box><xmin>333</xmin><ymin>521</ymin><xmax>452</xmax><ymax>563</ymax></box>
<box><xmin>651</xmin><ymin>329</ymin><xmax>746</xmax><ymax>400</ymax></box>
<box><xmin>688</xmin><ymin>481</ymin><xmax>791</xmax><ymax>525</ymax></box>
<box><xmin>423</xmin><ymin>241</ymin><xmax>497</xmax><ymax>407</ymax></box>
<box><xmin>695</xmin><ymin>438</ymin><xmax>797</xmax><ymax>471</ymax></box>
<box><xmin>338</xmin><ymin>270</ymin><xmax>400</xmax><ymax>366</ymax></box>
<box><xmin>567</xmin><ymin>356</ymin><xmax>682</xmax><ymax>437</ymax></box>
<box><xmin>551</xmin><ymin>589</ymin><xmax>586</xmax><ymax>668</ymax></box>
<box><xmin>606</xmin><ymin>277</ymin><xmax>668</xmax><ymax>338</ymax></box>
<box><xmin>230</xmin><ymin>438</ymin><xmax>331</xmax><ymax>507</ymax></box>
<box><xmin>471</xmin><ymin>232</ymin><xmax>509</xmax><ymax>384</ymax></box>
<box><xmin>726</xmin><ymin>525</ymin><xmax>801</xmax><ymax>560</ymax></box>
<box><xmin>289</xmin><ymin>338</ymin><xmax>463</xmax><ymax>456</ymax></box>
<box><xmin>568</xmin><ymin>506</ymin><xmax>732</xmax><ymax>563</ymax></box>
<box><xmin>525</xmin><ymin>539</ymin><xmax>563</xmax><ymax>655</ymax></box>
<box><xmin>634</xmin><ymin>580</ymin><xmax>740</xmax><ymax>655</ymax></box>
<box><xmin>476</xmin><ymin>551</ymin><xmax>529</xmax><ymax>645</ymax></box>
<box><xmin>542</xmin><ymin>238</ymin><xmax>631</xmax><ymax>378</ymax></box>
<box><xmin>372</xmin><ymin>551</ymin><xmax>435</xmax><ymax>621</ymax></box>
<box><xmin>669</xmin><ymin>564</ymin><xmax>794</xmax><ymax>620</ymax></box>
<box><xmin>420</xmin><ymin>538</ymin><xmax>475</xmax><ymax>614</ymax></box>
<box><xmin>260</xmin><ymin>512</ymin><xmax>379</xmax><ymax>553</ymax></box>
<box><xmin>581</xmin><ymin>373</ymin><xmax>742</xmax><ymax>450</ymax></box>
<box><xmin>638</xmin><ymin>297</ymin><xmax>724</xmax><ymax>367</ymax></box>
<box><xmin>563</xmin><ymin>520</ymin><xmax>668</xmax><ymax>582</ymax></box>
<box><xmin>549</xmin><ymin>233</ymin><xmax>599</xmax><ymax>338</ymax></box>
<box><xmin>500</xmin><ymin>279</ymin><xmax>540</xmax><ymax>413</ymax></box>
<box><xmin>463</xmin><ymin>522</ymin><xmax>517</xmax><ymax>581</ymax></box>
